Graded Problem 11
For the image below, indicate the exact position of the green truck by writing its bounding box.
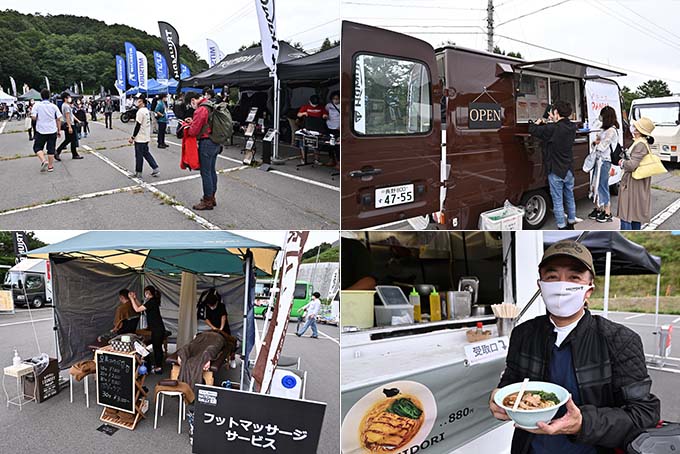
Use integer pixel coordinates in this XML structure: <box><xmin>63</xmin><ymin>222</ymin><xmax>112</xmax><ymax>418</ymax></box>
<box><xmin>254</xmin><ymin>279</ymin><xmax>313</xmax><ymax>319</ymax></box>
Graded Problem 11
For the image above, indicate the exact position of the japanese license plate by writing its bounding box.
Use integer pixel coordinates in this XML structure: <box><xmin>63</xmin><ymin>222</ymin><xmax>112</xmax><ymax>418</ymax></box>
<box><xmin>375</xmin><ymin>184</ymin><xmax>415</xmax><ymax>208</ymax></box>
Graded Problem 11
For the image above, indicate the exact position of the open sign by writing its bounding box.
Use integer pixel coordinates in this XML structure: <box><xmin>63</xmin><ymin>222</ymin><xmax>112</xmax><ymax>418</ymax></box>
<box><xmin>469</xmin><ymin>102</ymin><xmax>502</xmax><ymax>129</ymax></box>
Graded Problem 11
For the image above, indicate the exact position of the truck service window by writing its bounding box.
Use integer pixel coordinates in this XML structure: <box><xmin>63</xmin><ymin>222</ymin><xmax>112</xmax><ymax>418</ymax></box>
<box><xmin>633</xmin><ymin>103</ymin><xmax>680</xmax><ymax>126</ymax></box>
<box><xmin>516</xmin><ymin>74</ymin><xmax>581</xmax><ymax>122</ymax></box>
<box><xmin>353</xmin><ymin>54</ymin><xmax>432</xmax><ymax>136</ymax></box>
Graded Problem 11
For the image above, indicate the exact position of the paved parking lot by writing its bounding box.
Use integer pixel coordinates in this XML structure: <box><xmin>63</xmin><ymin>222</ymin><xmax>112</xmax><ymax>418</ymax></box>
<box><xmin>0</xmin><ymin>116</ymin><xmax>339</xmax><ymax>230</ymax></box>
<box><xmin>0</xmin><ymin>307</ymin><xmax>339</xmax><ymax>453</ymax></box>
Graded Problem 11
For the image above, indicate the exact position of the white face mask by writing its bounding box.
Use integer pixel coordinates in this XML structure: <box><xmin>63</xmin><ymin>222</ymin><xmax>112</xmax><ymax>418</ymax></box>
<box><xmin>539</xmin><ymin>281</ymin><xmax>593</xmax><ymax>317</ymax></box>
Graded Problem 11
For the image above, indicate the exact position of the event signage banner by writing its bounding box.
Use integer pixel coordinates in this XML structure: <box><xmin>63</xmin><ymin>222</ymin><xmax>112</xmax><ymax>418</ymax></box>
<box><xmin>158</xmin><ymin>21</ymin><xmax>181</xmax><ymax>81</ymax></box>
<box><xmin>12</xmin><ymin>231</ymin><xmax>28</xmax><ymax>259</ymax></box>
<box><xmin>468</xmin><ymin>102</ymin><xmax>502</xmax><ymax>129</ymax></box>
<box><xmin>95</xmin><ymin>349</ymin><xmax>136</xmax><ymax>414</ymax></box>
<box><xmin>44</xmin><ymin>76</ymin><xmax>50</xmax><ymax>92</ymax></box>
<box><xmin>137</xmin><ymin>51</ymin><xmax>148</xmax><ymax>91</ymax></box>
<box><xmin>124</xmin><ymin>41</ymin><xmax>138</xmax><ymax>87</ymax></box>
<box><xmin>341</xmin><ymin>357</ymin><xmax>507</xmax><ymax>454</ymax></box>
<box><xmin>180</xmin><ymin>64</ymin><xmax>191</xmax><ymax>79</ymax></box>
<box><xmin>585</xmin><ymin>79</ymin><xmax>624</xmax><ymax>146</ymax></box>
<box><xmin>253</xmin><ymin>231</ymin><xmax>309</xmax><ymax>393</ymax></box>
<box><xmin>207</xmin><ymin>39</ymin><xmax>224</xmax><ymax>67</ymax></box>
<box><xmin>9</xmin><ymin>76</ymin><xmax>16</xmax><ymax>97</ymax></box>
<box><xmin>254</xmin><ymin>0</ymin><xmax>279</xmax><ymax>72</ymax></box>
<box><xmin>153</xmin><ymin>50</ymin><xmax>169</xmax><ymax>82</ymax></box>
<box><xmin>115</xmin><ymin>55</ymin><xmax>125</xmax><ymax>91</ymax></box>
<box><xmin>193</xmin><ymin>385</ymin><xmax>326</xmax><ymax>454</ymax></box>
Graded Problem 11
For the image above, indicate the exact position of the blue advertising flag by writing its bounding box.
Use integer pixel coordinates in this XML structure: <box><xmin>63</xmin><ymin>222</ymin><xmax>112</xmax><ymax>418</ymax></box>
<box><xmin>124</xmin><ymin>41</ymin><xmax>138</xmax><ymax>87</ymax></box>
<box><xmin>180</xmin><ymin>64</ymin><xmax>191</xmax><ymax>79</ymax></box>
<box><xmin>153</xmin><ymin>51</ymin><xmax>169</xmax><ymax>81</ymax></box>
<box><xmin>115</xmin><ymin>55</ymin><xmax>126</xmax><ymax>90</ymax></box>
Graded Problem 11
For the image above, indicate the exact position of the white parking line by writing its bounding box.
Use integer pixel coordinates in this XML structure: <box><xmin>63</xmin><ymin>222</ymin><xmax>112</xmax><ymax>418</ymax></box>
<box><xmin>0</xmin><ymin>120</ymin><xmax>6</xmax><ymax>134</ymax></box>
<box><xmin>87</xmin><ymin>148</ymin><xmax>222</xmax><ymax>230</ymax></box>
<box><xmin>0</xmin><ymin>318</ymin><xmax>52</xmax><ymax>327</ymax></box>
<box><xmin>165</xmin><ymin>140</ymin><xmax>340</xmax><ymax>191</ymax></box>
<box><xmin>152</xmin><ymin>166</ymin><xmax>249</xmax><ymax>186</ymax></box>
<box><xmin>317</xmin><ymin>330</ymin><xmax>341</xmax><ymax>346</ymax></box>
<box><xmin>625</xmin><ymin>313</ymin><xmax>647</xmax><ymax>320</ymax></box>
<box><xmin>644</xmin><ymin>197</ymin><xmax>680</xmax><ymax>230</ymax></box>
<box><xmin>673</xmin><ymin>317</ymin><xmax>680</xmax><ymax>324</ymax></box>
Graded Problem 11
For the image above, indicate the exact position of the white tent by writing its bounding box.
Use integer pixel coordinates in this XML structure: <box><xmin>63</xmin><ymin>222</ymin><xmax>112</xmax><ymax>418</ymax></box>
<box><xmin>0</xmin><ymin>89</ymin><xmax>16</xmax><ymax>103</ymax></box>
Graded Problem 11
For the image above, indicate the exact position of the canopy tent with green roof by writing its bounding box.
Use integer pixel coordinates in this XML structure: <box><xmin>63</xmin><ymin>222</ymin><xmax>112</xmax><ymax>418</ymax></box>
<box><xmin>18</xmin><ymin>88</ymin><xmax>42</xmax><ymax>101</ymax></box>
<box><xmin>27</xmin><ymin>231</ymin><xmax>281</xmax><ymax>386</ymax></box>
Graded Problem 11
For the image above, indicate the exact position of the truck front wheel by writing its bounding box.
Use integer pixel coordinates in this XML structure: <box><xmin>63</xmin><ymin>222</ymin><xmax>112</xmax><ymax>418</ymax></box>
<box><xmin>31</xmin><ymin>296</ymin><xmax>44</xmax><ymax>309</ymax></box>
<box><xmin>520</xmin><ymin>190</ymin><xmax>549</xmax><ymax>230</ymax></box>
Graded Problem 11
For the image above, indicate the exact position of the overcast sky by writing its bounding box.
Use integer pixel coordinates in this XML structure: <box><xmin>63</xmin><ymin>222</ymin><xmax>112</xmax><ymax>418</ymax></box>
<box><xmin>32</xmin><ymin>230</ymin><xmax>338</xmax><ymax>252</ymax></box>
<box><xmin>341</xmin><ymin>0</ymin><xmax>680</xmax><ymax>92</ymax></box>
<box><xmin>11</xmin><ymin>0</ymin><xmax>339</xmax><ymax>59</ymax></box>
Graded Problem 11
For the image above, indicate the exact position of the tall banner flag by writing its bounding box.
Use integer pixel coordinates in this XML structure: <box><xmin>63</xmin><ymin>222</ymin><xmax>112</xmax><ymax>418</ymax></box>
<box><xmin>137</xmin><ymin>51</ymin><xmax>148</xmax><ymax>91</ymax></box>
<box><xmin>158</xmin><ymin>22</ymin><xmax>181</xmax><ymax>81</ymax></box>
<box><xmin>124</xmin><ymin>41</ymin><xmax>138</xmax><ymax>87</ymax></box>
<box><xmin>12</xmin><ymin>231</ymin><xmax>28</xmax><ymax>262</ymax></box>
<box><xmin>253</xmin><ymin>231</ymin><xmax>309</xmax><ymax>393</ymax></box>
<box><xmin>206</xmin><ymin>39</ymin><xmax>224</xmax><ymax>67</ymax></box>
<box><xmin>80</xmin><ymin>81</ymin><xmax>84</xmax><ymax>95</ymax></box>
<box><xmin>22</xmin><ymin>83</ymin><xmax>29</xmax><ymax>95</ymax></box>
<box><xmin>9</xmin><ymin>76</ymin><xmax>17</xmax><ymax>97</ymax></box>
<box><xmin>180</xmin><ymin>64</ymin><xmax>191</xmax><ymax>79</ymax></box>
<box><xmin>44</xmin><ymin>76</ymin><xmax>50</xmax><ymax>92</ymax></box>
<box><xmin>115</xmin><ymin>55</ymin><xmax>126</xmax><ymax>91</ymax></box>
<box><xmin>153</xmin><ymin>50</ymin><xmax>169</xmax><ymax>81</ymax></box>
<box><xmin>254</xmin><ymin>0</ymin><xmax>279</xmax><ymax>72</ymax></box>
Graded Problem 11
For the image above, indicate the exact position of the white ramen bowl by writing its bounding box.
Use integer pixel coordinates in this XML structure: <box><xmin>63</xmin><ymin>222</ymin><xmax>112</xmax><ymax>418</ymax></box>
<box><xmin>494</xmin><ymin>381</ymin><xmax>569</xmax><ymax>429</ymax></box>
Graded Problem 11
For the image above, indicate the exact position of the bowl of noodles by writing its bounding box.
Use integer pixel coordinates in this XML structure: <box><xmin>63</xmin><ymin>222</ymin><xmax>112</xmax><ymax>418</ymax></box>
<box><xmin>493</xmin><ymin>381</ymin><xmax>569</xmax><ymax>429</ymax></box>
<box><xmin>341</xmin><ymin>381</ymin><xmax>437</xmax><ymax>453</ymax></box>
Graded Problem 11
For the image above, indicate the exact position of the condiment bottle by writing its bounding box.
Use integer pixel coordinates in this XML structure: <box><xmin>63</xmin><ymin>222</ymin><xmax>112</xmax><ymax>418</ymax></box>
<box><xmin>430</xmin><ymin>289</ymin><xmax>441</xmax><ymax>322</ymax></box>
<box><xmin>476</xmin><ymin>322</ymin><xmax>483</xmax><ymax>335</ymax></box>
<box><xmin>409</xmin><ymin>288</ymin><xmax>421</xmax><ymax>323</ymax></box>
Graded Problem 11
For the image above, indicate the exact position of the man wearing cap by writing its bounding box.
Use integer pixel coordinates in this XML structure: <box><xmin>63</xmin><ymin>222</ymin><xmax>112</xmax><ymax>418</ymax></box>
<box><xmin>489</xmin><ymin>240</ymin><xmax>660</xmax><ymax>454</ymax></box>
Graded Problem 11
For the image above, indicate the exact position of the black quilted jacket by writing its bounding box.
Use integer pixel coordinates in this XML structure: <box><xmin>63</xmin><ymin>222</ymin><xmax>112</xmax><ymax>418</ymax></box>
<box><xmin>498</xmin><ymin>309</ymin><xmax>660</xmax><ymax>454</ymax></box>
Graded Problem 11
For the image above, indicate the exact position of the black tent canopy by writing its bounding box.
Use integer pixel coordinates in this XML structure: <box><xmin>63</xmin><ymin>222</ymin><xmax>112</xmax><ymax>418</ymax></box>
<box><xmin>278</xmin><ymin>45</ymin><xmax>339</xmax><ymax>82</ymax></box>
<box><xmin>185</xmin><ymin>42</ymin><xmax>307</xmax><ymax>87</ymax></box>
<box><xmin>543</xmin><ymin>231</ymin><xmax>660</xmax><ymax>276</ymax></box>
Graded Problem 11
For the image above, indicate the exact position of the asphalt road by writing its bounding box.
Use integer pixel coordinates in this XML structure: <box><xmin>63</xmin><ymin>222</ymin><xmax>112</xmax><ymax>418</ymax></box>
<box><xmin>0</xmin><ymin>307</ymin><xmax>340</xmax><ymax>454</ymax></box>
<box><xmin>0</xmin><ymin>115</ymin><xmax>339</xmax><ymax>230</ymax></box>
<box><xmin>372</xmin><ymin>170</ymin><xmax>680</xmax><ymax>231</ymax></box>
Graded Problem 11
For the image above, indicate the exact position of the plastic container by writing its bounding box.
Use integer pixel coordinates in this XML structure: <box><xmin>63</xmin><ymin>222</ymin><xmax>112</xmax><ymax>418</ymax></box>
<box><xmin>374</xmin><ymin>305</ymin><xmax>414</xmax><ymax>327</ymax></box>
<box><xmin>429</xmin><ymin>289</ymin><xmax>441</xmax><ymax>322</ymax></box>
<box><xmin>479</xmin><ymin>203</ymin><xmax>525</xmax><ymax>231</ymax></box>
<box><xmin>341</xmin><ymin>290</ymin><xmax>376</xmax><ymax>329</ymax></box>
<box><xmin>409</xmin><ymin>288</ymin><xmax>421</xmax><ymax>323</ymax></box>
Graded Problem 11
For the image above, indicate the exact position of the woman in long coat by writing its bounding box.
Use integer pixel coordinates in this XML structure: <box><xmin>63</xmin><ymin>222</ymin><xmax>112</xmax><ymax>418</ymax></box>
<box><xmin>617</xmin><ymin>117</ymin><xmax>656</xmax><ymax>230</ymax></box>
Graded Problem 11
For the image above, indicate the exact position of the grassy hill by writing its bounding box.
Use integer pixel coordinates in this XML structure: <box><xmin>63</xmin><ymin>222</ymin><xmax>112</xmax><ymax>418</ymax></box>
<box><xmin>0</xmin><ymin>9</ymin><xmax>208</xmax><ymax>94</ymax></box>
<box><xmin>302</xmin><ymin>245</ymin><xmax>339</xmax><ymax>264</ymax></box>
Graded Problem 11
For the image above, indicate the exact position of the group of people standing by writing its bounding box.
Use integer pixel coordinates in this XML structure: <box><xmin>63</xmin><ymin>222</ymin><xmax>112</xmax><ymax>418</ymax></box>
<box><xmin>529</xmin><ymin>100</ymin><xmax>656</xmax><ymax>230</ymax></box>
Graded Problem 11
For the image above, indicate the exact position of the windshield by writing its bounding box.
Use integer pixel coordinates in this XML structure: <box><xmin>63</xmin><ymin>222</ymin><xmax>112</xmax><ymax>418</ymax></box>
<box><xmin>3</xmin><ymin>272</ymin><xmax>21</xmax><ymax>288</ymax></box>
<box><xmin>294</xmin><ymin>283</ymin><xmax>307</xmax><ymax>300</ymax></box>
<box><xmin>633</xmin><ymin>103</ymin><xmax>680</xmax><ymax>126</ymax></box>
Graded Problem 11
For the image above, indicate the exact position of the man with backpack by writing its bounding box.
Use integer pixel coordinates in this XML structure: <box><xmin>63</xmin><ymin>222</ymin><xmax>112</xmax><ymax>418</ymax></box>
<box><xmin>183</xmin><ymin>91</ymin><xmax>233</xmax><ymax>211</ymax></box>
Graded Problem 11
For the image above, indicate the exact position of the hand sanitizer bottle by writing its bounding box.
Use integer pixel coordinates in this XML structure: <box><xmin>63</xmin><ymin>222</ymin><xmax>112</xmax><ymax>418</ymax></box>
<box><xmin>13</xmin><ymin>348</ymin><xmax>21</xmax><ymax>366</ymax></box>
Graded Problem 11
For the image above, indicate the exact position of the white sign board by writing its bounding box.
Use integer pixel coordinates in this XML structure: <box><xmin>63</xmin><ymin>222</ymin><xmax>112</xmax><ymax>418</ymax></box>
<box><xmin>464</xmin><ymin>336</ymin><xmax>510</xmax><ymax>366</ymax></box>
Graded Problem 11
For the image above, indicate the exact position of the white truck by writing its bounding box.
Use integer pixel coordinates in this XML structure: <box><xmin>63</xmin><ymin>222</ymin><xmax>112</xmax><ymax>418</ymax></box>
<box><xmin>1</xmin><ymin>259</ymin><xmax>53</xmax><ymax>308</ymax></box>
<box><xmin>630</xmin><ymin>96</ymin><xmax>680</xmax><ymax>162</ymax></box>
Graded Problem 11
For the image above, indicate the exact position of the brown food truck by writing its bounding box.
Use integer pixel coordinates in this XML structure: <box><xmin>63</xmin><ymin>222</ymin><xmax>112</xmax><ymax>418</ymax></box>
<box><xmin>341</xmin><ymin>21</ymin><xmax>628</xmax><ymax>230</ymax></box>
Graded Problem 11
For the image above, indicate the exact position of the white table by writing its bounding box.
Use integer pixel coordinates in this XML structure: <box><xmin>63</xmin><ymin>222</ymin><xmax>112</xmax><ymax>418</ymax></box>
<box><xmin>3</xmin><ymin>363</ymin><xmax>37</xmax><ymax>410</ymax></box>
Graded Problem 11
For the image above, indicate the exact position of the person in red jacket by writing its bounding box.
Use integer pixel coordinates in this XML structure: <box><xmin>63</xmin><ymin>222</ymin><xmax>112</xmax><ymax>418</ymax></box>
<box><xmin>297</xmin><ymin>94</ymin><xmax>328</xmax><ymax>165</ymax></box>
<box><xmin>184</xmin><ymin>92</ymin><xmax>221</xmax><ymax>210</ymax></box>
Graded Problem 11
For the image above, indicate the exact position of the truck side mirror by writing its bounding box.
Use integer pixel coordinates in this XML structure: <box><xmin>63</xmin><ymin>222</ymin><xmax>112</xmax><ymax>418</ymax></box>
<box><xmin>17</xmin><ymin>279</ymin><xmax>23</xmax><ymax>289</ymax></box>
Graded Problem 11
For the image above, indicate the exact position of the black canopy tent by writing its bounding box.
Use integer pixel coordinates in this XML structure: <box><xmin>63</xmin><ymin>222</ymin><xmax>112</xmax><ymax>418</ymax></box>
<box><xmin>278</xmin><ymin>45</ymin><xmax>339</xmax><ymax>84</ymax></box>
<box><xmin>543</xmin><ymin>231</ymin><xmax>662</xmax><ymax>325</ymax></box>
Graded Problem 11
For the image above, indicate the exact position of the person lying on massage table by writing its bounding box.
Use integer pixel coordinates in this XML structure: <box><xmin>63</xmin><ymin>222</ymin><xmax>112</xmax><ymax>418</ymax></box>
<box><xmin>176</xmin><ymin>330</ymin><xmax>237</xmax><ymax>389</ymax></box>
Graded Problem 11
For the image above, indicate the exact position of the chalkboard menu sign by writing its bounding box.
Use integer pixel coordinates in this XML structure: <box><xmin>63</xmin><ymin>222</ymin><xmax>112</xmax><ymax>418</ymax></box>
<box><xmin>193</xmin><ymin>385</ymin><xmax>326</xmax><ymax>454</ymax></box>
<box><xmin>96</xmin><ymin>350</ymin><xmax>136</xmax><ymax>413</ymax></box>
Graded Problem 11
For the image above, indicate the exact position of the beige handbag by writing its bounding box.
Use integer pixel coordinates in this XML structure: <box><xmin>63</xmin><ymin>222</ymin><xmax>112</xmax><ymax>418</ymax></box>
<box><xmin>632</xmin><ymin>141</ymin><xmax>667</xmax><ymax>180</ymax></box>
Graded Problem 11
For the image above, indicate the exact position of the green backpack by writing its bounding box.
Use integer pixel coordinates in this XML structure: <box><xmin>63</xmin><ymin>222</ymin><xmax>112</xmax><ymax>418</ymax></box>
<box><xmin>199</xmin><ymin>101</ymin><xmax>234</xmax><ymax>146</ymax></box>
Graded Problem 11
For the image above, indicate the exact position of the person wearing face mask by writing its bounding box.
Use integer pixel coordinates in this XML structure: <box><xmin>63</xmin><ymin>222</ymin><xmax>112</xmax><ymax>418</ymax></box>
<box><xmin>297</xmin><ymin>94</ymin><xmax>329</xmax><ymax>165</ymax></box>
<box><xmin>588</xmin><ymin>106</ymin><xmax>618</xmax><ymax>223</ymax></box>
<box><xmin>489</xmin><ymin>240</ymin><xmax>659</xmax><ymax>454</ymax></box>
<box><xmin>128</xmin><ymin>94</ymin><xmax>160</xmax><ymax>178</ymax></box>
<box><xmin>325</xmin><ymin>91</ymin><xmax>340</xmax><ymax>169</ymax></box>
<box><xmin>617</xmin><ymin>117</ymin><xmax>656</xmax><ymax>230</ymax></box>
<box><xmin>184</xmin><ymin>91</ymin><xmax>221</xmax><ymax>210</ymax></box>
<box><xmin>129</xmin><ymin>285</ymin><xmax>167</xmax><ymax>374</ymax></box>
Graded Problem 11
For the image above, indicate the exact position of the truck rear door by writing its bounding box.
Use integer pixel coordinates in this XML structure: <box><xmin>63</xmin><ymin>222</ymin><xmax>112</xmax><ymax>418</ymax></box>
<box><xmin>341</xmin><ymin>21</ymin><xmax>442</xmax><ymax>229</ymax></box>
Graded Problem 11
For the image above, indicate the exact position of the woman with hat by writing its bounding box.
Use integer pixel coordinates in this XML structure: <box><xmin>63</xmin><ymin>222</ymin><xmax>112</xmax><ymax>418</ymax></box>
<box><xmin>617</xmin><ymin>117</ymin><xmax>655</xmax><ymax>230</ymax></box>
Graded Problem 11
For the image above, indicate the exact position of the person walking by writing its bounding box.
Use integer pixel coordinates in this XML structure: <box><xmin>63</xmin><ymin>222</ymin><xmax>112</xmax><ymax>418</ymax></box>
<box><xmin>103</xmin><ymin>95</ymin><xmax>113</xmax><ymax>129</ymax></box>
<box><xmin>617</xmin><ymin>117</ymin><xmax>656</xmax><ymax>230</ymax></box>
<box><xmin>55</xmin><ymin>93</ymin><xmax>83</xmax><ymax>160</ymax></box>
<box><xmin>325</xmin><ymin>90</ymin><xmax>340</xmax><ymax>168</ymax></box>
<box><xmin>31</xmin><ymin>89</ymin><xmax>62</xmax><ymax>173</ymax></box>
<box><xmin>25</xmin><ymin>100</ymin><xmax>35</xmax><ymax>141</ymax></box>
<box><xmin>587</xmin><ymin>106</ymin><xmax>618</xmax><ymax>223</ymax></box>
<box><xmin>155</xmin><ymin>93</ymin><xmax>169</xmax><ymax>148</ymax></box>
<box><xmin>296</xmin><ymin>292</ymin><xmax>322</xmax><ymax>339</ymax></box>
<box><xmin>528</xmin><ymin>100</ymin><xmax>577</xmax><ymax>230</ymax></box>
<box><xmin>75</xmin><ymin>100</ymin><xmax>89</xmax><ymax>139</ymax></box>
<box><xmin>89</xmin><ymin>98</ymin><xmax>97</xmax><ymax>121</ymax></box>
<box><xmin>127</xmin><ymin>94</ymin><xmax>160</xmax><ymax>178</ymax></box>
<box><xmin>184</xmin><ymin>92</ymin><xmax>220</xmax><ymax>210</ymax></box>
